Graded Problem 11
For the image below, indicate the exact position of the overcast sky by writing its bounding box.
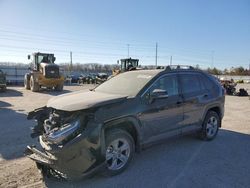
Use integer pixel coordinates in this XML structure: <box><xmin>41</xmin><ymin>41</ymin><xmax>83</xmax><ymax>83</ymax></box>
<box><xmin>0</xmin><ymin>0</ymin><xmax>249</xmax><ymax>69</ymax></box>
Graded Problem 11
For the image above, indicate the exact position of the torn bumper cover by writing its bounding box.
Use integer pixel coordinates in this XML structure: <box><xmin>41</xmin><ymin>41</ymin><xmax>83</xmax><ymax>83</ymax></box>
<box><xmin>25</xmin><ymin>107</ymin><xmax>106</xmax><ymax>179</ymax></box>
<box><xmin>25</xmin><ymin>144</ymin><xmax>104</xmax><ymax>180</ymax></box>
<box><xmin>25</xmin><ymin>145</ymin><xmax>54</xmax><ymax>166</ymax></box>
<box><xmin>25</xmin><ymin>133</ymin><xmax>105</xmax><ymax>180</ymax></box>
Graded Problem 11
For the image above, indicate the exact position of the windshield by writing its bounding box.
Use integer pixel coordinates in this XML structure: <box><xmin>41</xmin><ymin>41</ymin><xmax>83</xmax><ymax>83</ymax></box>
<box><xmin>121</xmin><ymin>60</ymin><xmax>138</xmax><ymax>70</ymax></box>
<box><xmin>37</xmin><ymin>54</ymin><xmax>54</xmax><ymax>64</ymax></box>
<box><xmin>94</xmin><ymin>70</ymin><xmax>160</xmax><ymax>96</ymax></box>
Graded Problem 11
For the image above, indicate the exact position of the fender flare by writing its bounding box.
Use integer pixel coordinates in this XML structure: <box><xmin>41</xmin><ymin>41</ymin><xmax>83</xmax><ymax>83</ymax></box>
<box><xmin>201</xmin><ymin>103</ymin><xmax>222</xmax><ymax>126</ymax></box>
<box><xmin>100</xmin><ymin>116</ymin><xmax>143</xmax><ymax>154</ymax></box>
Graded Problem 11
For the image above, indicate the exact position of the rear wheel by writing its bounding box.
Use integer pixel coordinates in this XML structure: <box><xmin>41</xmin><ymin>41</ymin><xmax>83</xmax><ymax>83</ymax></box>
<box><xmin>103</xmin><ymin>129</ymin><xmax>135</xmax><ymax>176</ymax></box>
<box><xmin>30</xmin><ymin>75</ymin><xmax>39</xmax><ymax>92</ymax></box>
<box><xmin>24</xmin><ymin>74</ymin><xmax>30</xmax><ymax>90</ymax></box>
<box><xmin>200</xmin><ymin>111</ymin><xmax>220</xmax><ymax>140</ymax></box>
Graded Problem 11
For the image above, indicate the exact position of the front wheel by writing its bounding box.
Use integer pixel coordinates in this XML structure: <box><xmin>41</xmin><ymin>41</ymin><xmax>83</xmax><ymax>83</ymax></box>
<box><xmin>200</xmin><ymin>111</ymin><xmax>220</xmax><ymax>140</ymax></box>
<box><xmin>103</xmin><ymin>129</ymin><xmax>135</xmax><ymax>176</ymax></box>
<box><xmin>30</xmin><ymin>75</ymin><xmax>39</xmax><ymax>92</ymax></box>
<box><xmin>24</xmin><ymin>74</ymin><xmax>30</xmax><ymax>90</ymax></box>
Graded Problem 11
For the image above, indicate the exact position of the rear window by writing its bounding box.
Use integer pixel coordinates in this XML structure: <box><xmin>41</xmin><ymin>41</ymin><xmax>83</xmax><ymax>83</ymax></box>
<box><xmin>180</xmin><ymin>74</ymin><xmax>202</xmax><ymax>94</ymax></box>
<box><xmin>200</xmin><ymin>74</ymin><xmax>215</xmax><ymax>90</ymax></box>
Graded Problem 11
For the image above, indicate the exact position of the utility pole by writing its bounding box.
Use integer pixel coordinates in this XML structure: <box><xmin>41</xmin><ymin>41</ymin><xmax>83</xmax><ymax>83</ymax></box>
<box><xmin>127</xmin><ymin>44</ymin><xmax>130</xmax><ymax>58</ymax></box>
<box><xmin>170</xmin><ymin>55</ymin><xmax>172</xmax><ymax>65</ymax></box>
<box><xmin>155</xmin><ymin>42</ymin><xmax>158</xmax><ymax>67</ymax></box>
<box><xmin>70</xmin><ymin>51</ymin><xmax>72</xmax><ymax>73</ymax></box>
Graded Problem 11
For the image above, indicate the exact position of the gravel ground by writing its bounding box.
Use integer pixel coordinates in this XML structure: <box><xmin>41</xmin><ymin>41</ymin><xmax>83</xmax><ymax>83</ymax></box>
<box><xmin>0</xmin><ymin>84</ymin><xmax>250</xmax><ymax>188</ymax></box>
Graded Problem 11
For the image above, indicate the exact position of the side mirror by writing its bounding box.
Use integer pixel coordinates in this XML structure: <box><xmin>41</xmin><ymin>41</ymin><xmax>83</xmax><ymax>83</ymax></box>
<box><xmin>28</xmin><ymin>67</ymin><xmax>31</xmax><ymax>71</ymax></box>
<box><xmin>149</xmin><ymin>89</ymin><xmax>168</xmax><ymax>103</ymax></box>
<box><xmin>53</xmin><ymin>57</ymin><xmax>56</xmax><ymax>62</ymax></box>
<box><xmin>27</xmin><ymin>55</ymin><xmax>30</xmax><ymax>60</ymax></box>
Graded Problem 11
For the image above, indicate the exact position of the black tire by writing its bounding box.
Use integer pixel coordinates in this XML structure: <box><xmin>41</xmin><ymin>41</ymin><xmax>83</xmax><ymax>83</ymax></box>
<box><xmin>24</xmin><ymin>74</ymin><xmax>30</xmax><ymax>90</ymax></box>
<box><xmin>200</xmin><ymin>111</ymin><xmax>220</xmax><ymax>141</ymax></box>
<box><xmin>55</xmin><ymin>83</ymin><xmax>64</xmax><ymax>91</ymax></box>
<box><xmin>103</xmin><ymin>129</ymin><xmax>135</xmax><ymax>176</ymax></box>
<box><xmin>30</xmin><ymin>75</ymin><xmax>39</xmax><ymax>92</ymax></box>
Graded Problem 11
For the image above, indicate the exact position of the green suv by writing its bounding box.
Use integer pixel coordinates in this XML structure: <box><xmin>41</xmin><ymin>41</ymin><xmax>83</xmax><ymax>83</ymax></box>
<box><xmin>25</xmin><ymin>66</ymin><xmax>225</xmax><ymax>180</ymax></box>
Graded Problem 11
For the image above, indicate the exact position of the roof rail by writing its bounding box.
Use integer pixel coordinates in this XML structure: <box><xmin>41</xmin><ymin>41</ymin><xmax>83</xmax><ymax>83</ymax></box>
<box><xmin>164</xmin><ymin>65</ymin><xmax>194</xmax><ymax>71</ymax></box>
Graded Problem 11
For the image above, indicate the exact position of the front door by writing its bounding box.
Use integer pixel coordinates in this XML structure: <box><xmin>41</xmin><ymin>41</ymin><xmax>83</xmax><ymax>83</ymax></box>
<box><xmin>139</xmin><ymin>74</ymin><xmax>184</xmax><ymax>143</ymax></box>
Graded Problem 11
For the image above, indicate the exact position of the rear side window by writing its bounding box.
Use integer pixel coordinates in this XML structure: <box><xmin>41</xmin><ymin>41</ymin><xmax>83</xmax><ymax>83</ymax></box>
<box><xmin>180</xmin><ymin>74</ymin><xmax>202</xmax><ymax>94</ymax></box>
<box><xmin>200</xmin><ymin>74</ymin><xmax>214</xmax><ymax>90</ymax></box>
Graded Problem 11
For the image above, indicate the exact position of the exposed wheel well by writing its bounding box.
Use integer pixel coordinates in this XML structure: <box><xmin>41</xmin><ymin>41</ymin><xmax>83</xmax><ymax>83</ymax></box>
<box><xmin>209</xmin><ymin>107</ymin><xmax>221</xmax><ymax>117</ymax></box>
<box><xmin>104</xmin><ymin>121</ymin><xmax>139</xmax><ymax>152</ymax></box>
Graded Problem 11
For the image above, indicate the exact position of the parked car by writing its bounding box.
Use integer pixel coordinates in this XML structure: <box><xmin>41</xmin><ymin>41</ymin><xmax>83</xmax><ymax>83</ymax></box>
<box><xmin>78</xmin><ymin>73</ymin><xmax>97</xmax><ymax>84</ymax></box>
<box><xmin>66</xmin><ymin>74</ymin><xmax>80</xmax><ymax>83</ymax></box>
<box><xmin>25</xmin><ymin>66</ymin><xmax>225</xmax><ymax>180</ymax></box>
<box><xmin>77</xmin><ymin>73</ymin><xmax>88</xmax><ymax>84</ymax></box>
<box><xmin>96</xmin><ymin>73</ymin><xmax>109</xmax><ymax>84</ymax></box>
<box><xmin>0</xmin><ymin>69</ymin><xmax>7</xmax><ymax>91</ymax></box>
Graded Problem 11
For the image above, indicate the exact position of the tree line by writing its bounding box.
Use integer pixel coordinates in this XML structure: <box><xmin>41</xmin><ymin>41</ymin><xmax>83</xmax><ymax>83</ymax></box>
<box><xmin>0</xmin><ymin>62</ymin><xmax>249</xmax><ymax>75</ymax></box>
<box><xmin>59</xmin><ymin>63</ymin><xmax>119</xmax><ymax>73</ymax></box>
<box><xmin>206</xmin><ymin>66</ymin><xmax>250</xmax><ymax>75</ymax></box>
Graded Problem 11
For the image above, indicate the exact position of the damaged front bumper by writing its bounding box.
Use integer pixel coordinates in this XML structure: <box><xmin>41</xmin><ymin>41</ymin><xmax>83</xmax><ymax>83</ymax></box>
<box><xmin>25</xmin><ymin>106</ymin><xmax>106</xmax><ymax>179</ymax></box>
<box><xmin>25</xmin><ymin>145</ymin><xmax>54</xmax><ymax>166</ymax></box>
<box><xmin>25</xmin><ymin>132</ymin><xmax>105</xmax><ymax>180</ymax></box>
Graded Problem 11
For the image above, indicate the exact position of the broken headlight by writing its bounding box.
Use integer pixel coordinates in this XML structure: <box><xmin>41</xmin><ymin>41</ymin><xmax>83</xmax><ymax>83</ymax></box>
<box><xmin>45</xmin><ymin>119</ymin><xmax>81</xmax><ymax>144</ymax></box>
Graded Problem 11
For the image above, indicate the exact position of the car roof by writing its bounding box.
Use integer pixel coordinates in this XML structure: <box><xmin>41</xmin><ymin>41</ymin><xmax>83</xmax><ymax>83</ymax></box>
<box><xmin>125</xmin><ymin>69</ymin><xmax>163</xmax><ymax>75</ymax></box>
<box><xmin>127</xmin><ymin>68</ymin><xmax>205</xmax><ymax>76</ymax></box>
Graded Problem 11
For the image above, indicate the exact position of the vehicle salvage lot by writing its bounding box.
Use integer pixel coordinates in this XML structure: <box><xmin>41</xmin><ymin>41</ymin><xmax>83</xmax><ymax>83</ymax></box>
<box><xmin>0</xmin><ymin>84</ymin><xmax>250</xmax><ymax>188</ymax></box>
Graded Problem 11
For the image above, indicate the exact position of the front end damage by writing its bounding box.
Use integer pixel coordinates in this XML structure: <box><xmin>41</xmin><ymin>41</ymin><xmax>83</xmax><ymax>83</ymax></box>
<box><xmin>25</xmin><ymin>107</ymin><xmax>105</xmax><ymax>180</ymax></box>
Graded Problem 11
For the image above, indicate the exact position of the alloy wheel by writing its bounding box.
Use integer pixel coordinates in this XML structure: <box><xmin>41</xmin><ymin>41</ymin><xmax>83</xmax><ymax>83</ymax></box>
<box><xmin>206</xmin><ymin>116</ymin><xmax>218</xmax><ymax>137</ymax></box>
<box><xmin>105</xmin><ymin>138</ymin><xmax>130</xmax><ymax>170</ymax></box>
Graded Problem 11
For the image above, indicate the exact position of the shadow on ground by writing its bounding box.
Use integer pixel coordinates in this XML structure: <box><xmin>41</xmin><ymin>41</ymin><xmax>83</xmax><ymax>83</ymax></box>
<box><xmin>0</xmin><ymin>88</ymin><xmax>23</xmax><ymax>97</ymax></box>
<box><xmin>37</xmin><ymin>88</ymin><xmax>72</xmax><ymax>96</ymax></box>
<box><xmin>0</xmin><ymin>101</ymin><xmax>12</xmax><ymax>108</ymax></box>
<box><xmin>0</xmin><ymin>107</ymin><xmax>37</xmax><ymax>160</ymax></box>
<box><xmin>44</xmin><ymin>129</ymin><xmax>250</xmax><ymax>188</ymax></box>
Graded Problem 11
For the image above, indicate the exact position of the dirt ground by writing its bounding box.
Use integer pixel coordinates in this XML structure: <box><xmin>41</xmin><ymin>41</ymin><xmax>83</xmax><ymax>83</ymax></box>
<box><xmin>0</xmin><ymin>84</ymin><xmax>250</xmax><ymax>188</ymax></box>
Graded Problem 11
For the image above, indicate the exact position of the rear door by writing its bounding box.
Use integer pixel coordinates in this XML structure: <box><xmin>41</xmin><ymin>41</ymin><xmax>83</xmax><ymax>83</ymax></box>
<box><xmin>179</xmin><ymin>73</ymin><xmax>208</xmax><ymax>130</ymax></box>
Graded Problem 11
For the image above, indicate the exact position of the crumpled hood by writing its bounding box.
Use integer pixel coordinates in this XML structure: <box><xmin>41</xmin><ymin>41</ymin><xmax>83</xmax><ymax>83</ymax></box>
<box><xmin>47</xmin><ymin>90</ymin><xmax>127</xmax><ymax>111</ymax></box>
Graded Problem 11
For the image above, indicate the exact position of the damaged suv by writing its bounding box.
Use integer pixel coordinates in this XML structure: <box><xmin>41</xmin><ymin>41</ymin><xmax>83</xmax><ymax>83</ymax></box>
<box><xmin>25</xmin><ymin>66</ymin><xmax>225</xmax><ymax>179</ymax></box>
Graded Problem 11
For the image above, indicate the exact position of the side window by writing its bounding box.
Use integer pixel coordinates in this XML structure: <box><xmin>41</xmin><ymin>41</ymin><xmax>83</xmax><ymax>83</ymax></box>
<box><xmin>180</xmin><ymin>74</ymin><xmax>201</xmax><ymax>94</ymax></box>
<box><xmin>200</xmin><ymin>74</ymin><xmax>214</xmax><ymax>90</ymax></box>
<box><xmin>150</xmin><ymin>74</ymin><xmax>178</xmax><ymax>96</ymax></box>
